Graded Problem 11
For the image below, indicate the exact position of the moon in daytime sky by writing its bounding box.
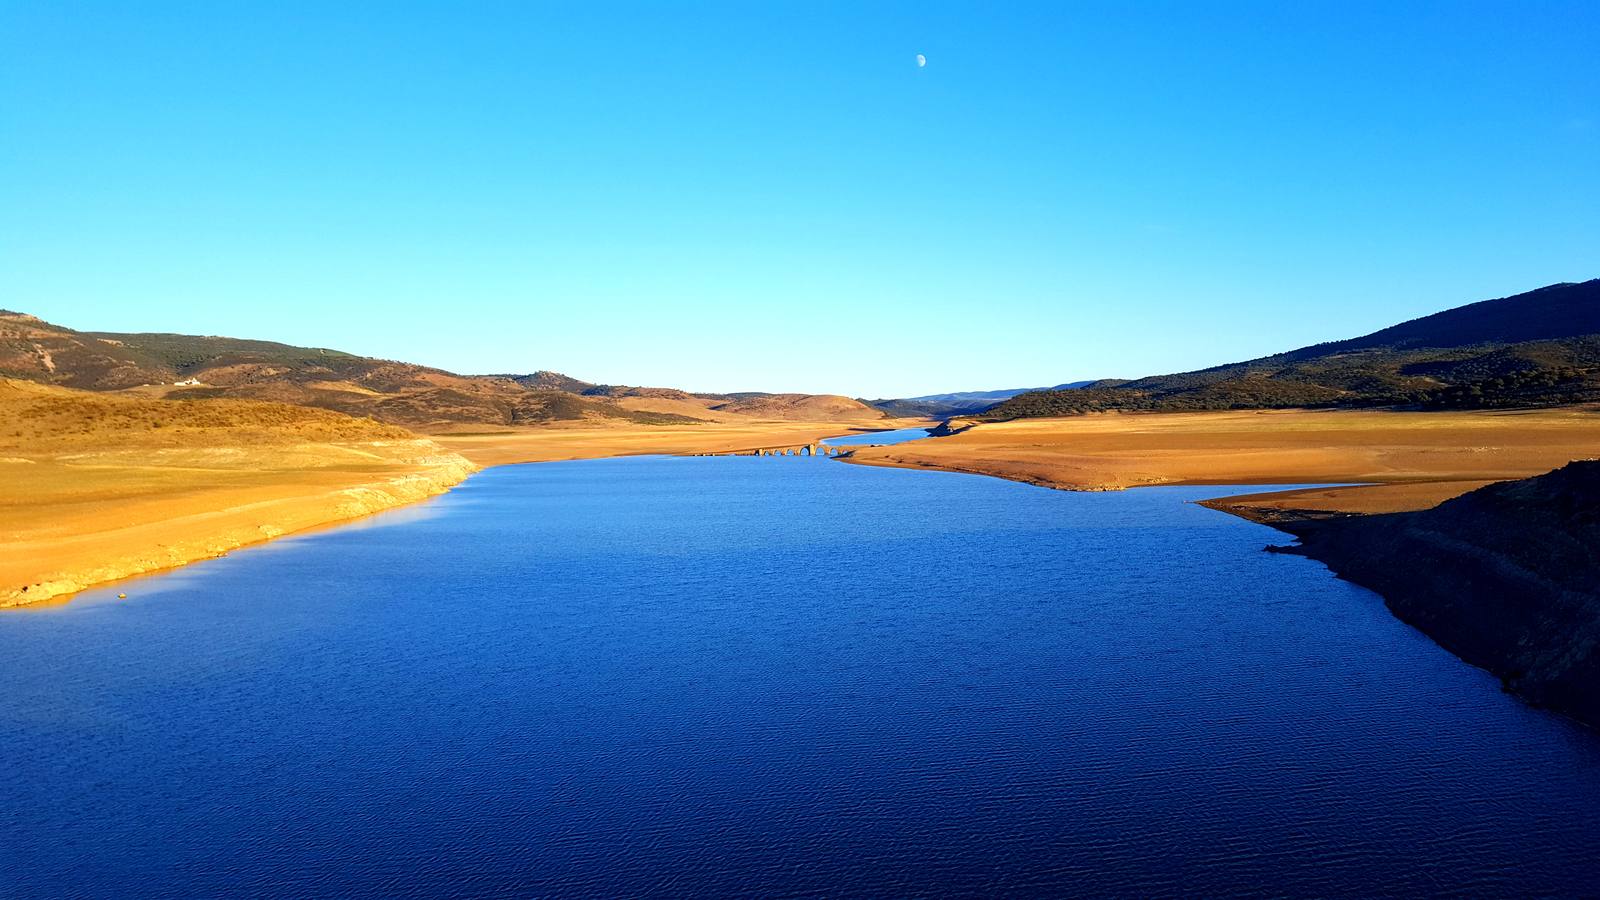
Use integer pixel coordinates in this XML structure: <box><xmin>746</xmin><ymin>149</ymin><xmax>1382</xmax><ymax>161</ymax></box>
<box><xmin>916</xmin><ymin>54</ymin><xmax>926</xmax><ymax>67</ymax></box>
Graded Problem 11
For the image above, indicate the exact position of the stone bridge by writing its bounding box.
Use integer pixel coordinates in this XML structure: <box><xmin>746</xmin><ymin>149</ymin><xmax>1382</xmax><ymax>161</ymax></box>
<box><xmin>689</xmin><ymin>442</ymin><xmax>868</xmax><ymax>458</ymax></box>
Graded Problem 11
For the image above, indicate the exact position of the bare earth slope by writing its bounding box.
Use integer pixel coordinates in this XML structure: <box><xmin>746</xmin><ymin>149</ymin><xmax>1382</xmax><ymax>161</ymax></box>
<box><xmin>0</xmin><ymin>379</ymin><xmax>477</xmax><ymax>606</ymax></box>
<box><xmin>1260</xmin><ymin>461</ymin><xmax>1600</xmax><ymax>729</ymax></box>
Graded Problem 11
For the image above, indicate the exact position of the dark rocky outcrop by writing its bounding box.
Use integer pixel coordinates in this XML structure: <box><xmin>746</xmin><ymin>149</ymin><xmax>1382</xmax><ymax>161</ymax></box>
<box><xmin>1271</xmin><ymin>461</ymin><xmax>1600</xmax><ymax>729</ymax></box>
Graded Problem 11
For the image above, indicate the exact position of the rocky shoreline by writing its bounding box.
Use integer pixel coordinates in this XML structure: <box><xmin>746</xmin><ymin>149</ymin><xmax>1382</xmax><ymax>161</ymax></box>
<box><xmin>1234</xmin><ymin>461</ymin><xmax>1600</xmax><ymax>730</ymax></box>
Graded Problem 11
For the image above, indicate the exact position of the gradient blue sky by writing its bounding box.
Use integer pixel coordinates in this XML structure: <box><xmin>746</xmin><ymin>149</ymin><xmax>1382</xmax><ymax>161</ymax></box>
<box><xmin>3</xmin><ymin>1</ymin><xmax>1596</xmax><ymax>396</ymax></box>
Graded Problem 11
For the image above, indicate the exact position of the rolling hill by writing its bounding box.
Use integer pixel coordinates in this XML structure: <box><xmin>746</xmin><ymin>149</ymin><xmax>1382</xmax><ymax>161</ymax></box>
<box><xmin>708</xmin><ymin>393</ymin><xmax>888</xmax><ymax>422</ymax></box>
<box><xmin>0</xmin><ymin>311</ymin><xmax>885</xmax><ymax>430</ymax></box>
<box><xmin>985</xmin><ymin>280</ymin><xmax>1600</xmax><ymax>419</ymax></box>
<box><xmin>0</xmin><ymin>310</ymin><xmax>666</xmax><ymax>429</ymax></box>
<box><xmin>0</xmin><ymin>376</ymin><xmax>418</xmax><ymax>447</ymax></box>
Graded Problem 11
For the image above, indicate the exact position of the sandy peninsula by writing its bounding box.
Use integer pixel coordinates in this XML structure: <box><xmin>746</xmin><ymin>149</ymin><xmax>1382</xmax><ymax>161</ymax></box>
<box><xmin>1</xmin><ymin>378</ymin><xmax>920</xmax><ymax>608</ymax></box>
<box><xmin>842</xmin><ymin>407</ymin><xmax>1600</xmax><ymax>516</ymax></box>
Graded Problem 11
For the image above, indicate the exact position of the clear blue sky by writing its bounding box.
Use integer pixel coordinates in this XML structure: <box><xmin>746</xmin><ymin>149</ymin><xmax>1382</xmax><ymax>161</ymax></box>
<box><xmin>3</xmin><ymin>1</ymin><xmax>1595</xmax><ymax>397</ymax></box>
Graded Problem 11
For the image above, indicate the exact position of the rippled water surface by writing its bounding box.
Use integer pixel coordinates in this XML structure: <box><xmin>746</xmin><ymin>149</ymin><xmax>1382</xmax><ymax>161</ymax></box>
<box><xmin>4</xmin><ymin>456</ymin><xmax>1599</xmax><ymax>897</ymax></box>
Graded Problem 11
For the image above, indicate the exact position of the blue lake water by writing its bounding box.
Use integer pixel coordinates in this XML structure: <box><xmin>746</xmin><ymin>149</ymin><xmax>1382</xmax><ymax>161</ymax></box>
<box><xmin>821</xmin><ymin>425</ymin><xmax>932</xmax><ymax>446</ymax></box>
<box><xmin>4</xmin><ymin>456</ymin><xmax>1599</xmax><ymax>897</ymax></box>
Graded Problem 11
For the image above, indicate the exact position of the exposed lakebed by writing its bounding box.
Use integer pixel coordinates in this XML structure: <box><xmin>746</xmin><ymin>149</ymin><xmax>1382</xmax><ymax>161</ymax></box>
<box><xmin>4</xmin><ymin>454</ymin><xmax>1598</xmax><ymax>896</ymax></box>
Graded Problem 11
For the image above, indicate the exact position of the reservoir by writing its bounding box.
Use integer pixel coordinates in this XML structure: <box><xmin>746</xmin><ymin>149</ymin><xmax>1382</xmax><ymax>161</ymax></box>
<box><xmin>821</xmin><ymin>425</ymin><xmax>934</xmax><ymax>446</ymax></box>
<box><xmin>4</xmin><ymin>455</ymin><xmax>1598</xmax><ymax>896</ymax></box>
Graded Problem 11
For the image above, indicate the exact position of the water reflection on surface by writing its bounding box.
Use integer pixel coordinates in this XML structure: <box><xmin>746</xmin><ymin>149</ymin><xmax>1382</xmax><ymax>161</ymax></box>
<box><xmin>4</xmin><ymin>456</ymin><xmax>1598</xmax><ymax>897</ymax></box>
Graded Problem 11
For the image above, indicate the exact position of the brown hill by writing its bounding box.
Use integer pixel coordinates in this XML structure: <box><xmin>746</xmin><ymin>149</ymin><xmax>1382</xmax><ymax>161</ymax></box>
<box><xmin>709</xmin><ymin>393</ymin><xmax>886</xmax><ymax>422</ymax></box>
<box><xmin>0</xmin><ymin>377</ymin><xmax>413</xmax><ymax>448</ymax></box>
<box><xmin>0</xmin><ymin>376</ymin><xmax>907</xmax><ymax>469</ymax></box>
<box><xmin>1</xmin><ymin>311</ymin><xmax>885</xmax><ymax>431</ymax></box>
<box><xmin>0</xmin><ymin>312</ymin><xmax>704</xmax><ymax>430</ymax></box>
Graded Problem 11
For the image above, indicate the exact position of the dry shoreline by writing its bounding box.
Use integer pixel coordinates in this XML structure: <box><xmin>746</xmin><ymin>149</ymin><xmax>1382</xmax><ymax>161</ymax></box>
<box><xmin>838</xmin><ymin>407</ymin><xmax>1600</xmax><ymax>517</ymax></box>
<box><xmin>13</xmin><ymin>406</ymin><xmax>1599</xmax><ymax>610</ymax></box>
<box><xmin>1</xmin><ymin>441</ymin><xmax>479</xmax><ymax>608</ymax></box>
<box><xmin>2</xmin><ymin>417</ymin><xmax>923</xmax><ymax>609</ymax></box>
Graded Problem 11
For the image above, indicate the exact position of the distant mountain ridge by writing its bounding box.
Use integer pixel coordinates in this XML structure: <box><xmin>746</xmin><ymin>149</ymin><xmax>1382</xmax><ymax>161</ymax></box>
<box><xmin>867</xmin><ymin>381</ymin><xmax>1097</xmax><ymax>417</ymax></box>
<box><xmin>0</xmin><ymin>312</ymin><xmax>885</xmax><ymax>430</ymax></box>
<box><xmin>986</xmin><ymin>279</ymin><xmax>1600</xmax><ymax>419</ymax></box>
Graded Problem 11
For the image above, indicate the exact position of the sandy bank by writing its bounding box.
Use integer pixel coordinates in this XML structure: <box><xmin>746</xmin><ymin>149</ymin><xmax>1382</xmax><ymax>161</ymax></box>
<box><xmin>4</xmin><ymin>393</ymin><xmax>921</xmax><ymax>607</ymax></box>
<box><xmin>0</xmin><ymin>379</ymin><xmax>478</xmax><ymax>607</ymax></box>
<box><xmin>841</xmin><ymin>408</ymin><xmax>1600</xmax><ymax>514</ymax></box>
<box><xmin>26</xmin><ymin>398</ymin><xmax>1591</xmax><ymax>609</ymax></box>
<box><xmin>1</xmin><ymin>441</ymin><xmax>478</xmax><ymax>607</ymax></box>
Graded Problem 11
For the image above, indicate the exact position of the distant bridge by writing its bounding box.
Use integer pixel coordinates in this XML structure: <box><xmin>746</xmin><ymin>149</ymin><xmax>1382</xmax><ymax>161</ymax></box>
<box><xmin>688</xmin><ymin>442</ymin><xmax>872</xmax><ymax>458</ymax></box>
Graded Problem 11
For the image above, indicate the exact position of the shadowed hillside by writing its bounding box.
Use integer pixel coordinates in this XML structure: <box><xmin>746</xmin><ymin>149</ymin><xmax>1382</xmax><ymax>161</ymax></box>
<box><xmin>985</xmin><ymin>280</ymin><xmax>1600</xmax><ymax>418</ymax></box>
<box><xmin>1259</xmin><ymin>460</ymin><xmax>1600</xmax><ymax>729</ymax></box>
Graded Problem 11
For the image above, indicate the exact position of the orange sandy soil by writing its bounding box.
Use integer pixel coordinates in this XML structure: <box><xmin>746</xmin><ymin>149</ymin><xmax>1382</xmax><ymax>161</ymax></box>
<box><xmin>1</xmin><ymin>376</ymin><xmax>922</xmax><ymax>608</ymax></box>
<box><xmin>842</xmin><ymin>408</ymin><xmax>1600</xmax><ymax>517</ymax></box>
<box><xmin>0</xmin><ymin>379</ymin><xmax>480</xmax><ymax>608</ymax></box>
<box><xmin>432</xmin><ymin>419</ymin><xmax>927</xmax><ymax>467</ymax></box>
